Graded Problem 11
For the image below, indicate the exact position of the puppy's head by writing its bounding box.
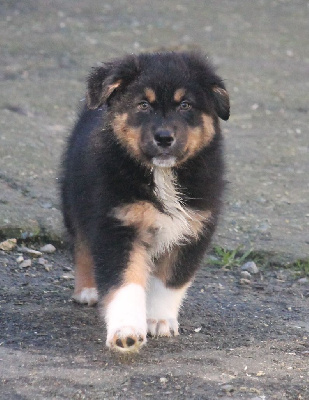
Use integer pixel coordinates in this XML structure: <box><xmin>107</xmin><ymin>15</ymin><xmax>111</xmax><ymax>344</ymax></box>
<box><xmin>87</xmin><ymin>52</ymin><xmax>229</xmax><ymax>168</ymax></box>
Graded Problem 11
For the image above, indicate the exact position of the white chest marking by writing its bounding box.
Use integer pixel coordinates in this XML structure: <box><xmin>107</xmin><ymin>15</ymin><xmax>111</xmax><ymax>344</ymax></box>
<box><xmin>152</xmin><ymin>167</ymin><xmax>203</xmax><ymax>257</ymax></box>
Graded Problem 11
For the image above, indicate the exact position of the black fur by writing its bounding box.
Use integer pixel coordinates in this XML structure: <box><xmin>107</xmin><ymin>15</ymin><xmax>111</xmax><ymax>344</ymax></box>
<box><xmin>61</xmin><ymin>51</ymin><xmax>229</xmax><ymax>294</ymax></box>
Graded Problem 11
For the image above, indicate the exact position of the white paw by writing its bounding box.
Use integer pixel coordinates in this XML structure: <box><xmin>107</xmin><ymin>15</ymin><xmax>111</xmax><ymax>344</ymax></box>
<box><xmin>106</xmin><ymin>326</ymin><xmax>147</xmax><ymax>353</ymax></box>
<box><xmin>147</xmin><ymin>318</ymin><xmax>179</xmax><ymax>337</ymax></box>
<box><xmin>72</xmin><ymin>287</ymin><xmax>98</xmax><ymax>306</ymax></box>
<box><xmin>104</xmin><ymin>284</ymin><xmax>147</xmax><ymax>353</ymax></box>
<box><xmin>146</xmin><ymin>276</ymin><xmax>189</xmax><ymax>337</ymax></box>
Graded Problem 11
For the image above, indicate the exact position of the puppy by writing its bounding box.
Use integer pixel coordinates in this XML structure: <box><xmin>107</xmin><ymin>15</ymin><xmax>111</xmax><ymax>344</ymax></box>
<box><xmin>60</xmin><ymin>51</ymin><xmax>229</xmax><ymax>353</ymax></box>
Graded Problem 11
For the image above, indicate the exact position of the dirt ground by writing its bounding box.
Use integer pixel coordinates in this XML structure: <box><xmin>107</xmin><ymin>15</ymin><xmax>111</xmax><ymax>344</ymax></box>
<box><xmin>1</xmin><ymin>246</ymin><xmax>309</xmax><ymax>399</ymax></box>
<box><xmin>0</xmin><ymin>0</ymin><xmax>308</xmax><ymax>258</ymax></box>
<box><xmin>1</xmin><ymin>0</ymin><xmax>309</xmax><ymax>399</ymax></box>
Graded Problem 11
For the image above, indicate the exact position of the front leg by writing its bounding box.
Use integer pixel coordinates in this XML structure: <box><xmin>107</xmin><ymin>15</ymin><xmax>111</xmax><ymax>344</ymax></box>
<box><xmin>146</xmin><ymin>276</ymin><xmax>190</xmax><ymax>337</ymax></box>
<box><xmin>98</xmin><ymin>240</ymin><xmax>151</xmax><ymax>353</ymax></box>
<box><xmin>147</xmin><ymin>228</ymin><xmax>214</xmax><ymax>337</ymax></box>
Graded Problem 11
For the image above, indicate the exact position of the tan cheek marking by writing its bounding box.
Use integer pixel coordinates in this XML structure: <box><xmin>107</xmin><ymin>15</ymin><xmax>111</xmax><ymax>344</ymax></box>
<box><xmin>201</xmin><ymin>114</ymin><xmax>215</xmax><ymax>144</ymax></box>
<box><xmin>73</xmin><ymin>233</ymin><xmax>97</xmax><ymax>295</ymax></box>
<box><xmin>112</xmin><ymin>113</ymin><xmax>142</xmax><ymax>158</ymax></box>
<box><xmin>174</xmin><ymin>88</ymin><xmax>186</xmax><ymax>103</ymax></box>
<box><xmin>184</xmin><ymin>126</ymin><xmax>203</xmax><ymax>156</ymax></box>
<box><xmin>145</xmin><ymin>88</ymin><xmax>156</xmax><ymax>103</ymax></box>
<box><xmin>184</xmin><ymin>114</ymin><xmax>215</xmax><ymax>159</ymax></box>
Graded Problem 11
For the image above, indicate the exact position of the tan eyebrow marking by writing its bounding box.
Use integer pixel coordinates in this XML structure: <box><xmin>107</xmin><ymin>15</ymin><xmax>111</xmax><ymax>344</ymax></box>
<box><xmin>144</xmin><ymin>88</ymin><xmax>156</xmax><ymax>103</ymax></box>
<box><xmin>173</xmin><ymin>88</ymin><xmax>186</xmax><ymax>102</ymax></box>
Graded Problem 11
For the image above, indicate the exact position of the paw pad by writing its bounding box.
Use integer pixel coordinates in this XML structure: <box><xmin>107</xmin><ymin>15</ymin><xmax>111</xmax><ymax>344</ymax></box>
<box><xmin>107</xmin><ymin>329</ymin><xmax>146</xmax><ymax>353</ymax></box>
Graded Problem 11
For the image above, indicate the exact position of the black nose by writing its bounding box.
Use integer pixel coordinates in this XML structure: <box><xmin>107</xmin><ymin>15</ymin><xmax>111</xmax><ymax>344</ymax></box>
<box><xmin>154</xmin><ymin>130</ymin><xmax>174</xmax><ymax>147</ymax></box>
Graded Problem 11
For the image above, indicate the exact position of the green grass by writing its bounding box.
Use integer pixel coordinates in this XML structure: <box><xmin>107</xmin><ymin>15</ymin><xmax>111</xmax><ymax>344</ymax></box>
<box><xmin>288</xmin><ymin>259</ymin><xmax>309</xmax><ymax>277</ymax></box>
<box><xmin>208</xmin><ymin>245</ymin><xmax>253</xmax><ymax>269</ymax></box>
<box><xmin>208</xmin><ymin>245</ymin><xmax>309</xmax><ymax>277</ymax></box>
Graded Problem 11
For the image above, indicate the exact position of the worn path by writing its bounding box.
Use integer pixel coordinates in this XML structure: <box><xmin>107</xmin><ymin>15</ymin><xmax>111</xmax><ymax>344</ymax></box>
<box><xmin>0</xmin><ymin>1</ymin><xmax>308</xmax><ymax>399</ymax></box>
<box><xmin>0</xmin><ymin>0</ymin><xmax>308</xmax><ymax>259</ymax></box>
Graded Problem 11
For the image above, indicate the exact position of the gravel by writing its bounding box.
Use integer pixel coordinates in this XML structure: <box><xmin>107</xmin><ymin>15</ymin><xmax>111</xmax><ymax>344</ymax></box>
<box><xmin>241</xmin><ymin>261</ymin><xmax>259</xmax><ymax>274</ymax></box>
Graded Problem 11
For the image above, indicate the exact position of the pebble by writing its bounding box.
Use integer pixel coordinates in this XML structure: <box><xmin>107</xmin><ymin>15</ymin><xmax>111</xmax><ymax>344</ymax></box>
<box><xmin>38</xmin><ymin>257</ymin><xmax>48</xmax><ymax>266</ymax></box>
<box><xmin>160</xmin><ymin>377</ymin><xmax>168</xmax><ymax>384</ymax></box>
<box><xmin>221</xmin><ymin>384</ymin><xmax>234</xmax><ymax>393</ymax></box>
<box><xmin>298</xmin><ymin>277</ymin><xmax>308</xmax><ymax>285</ymax></box>
<box><xmin>0</xmin><ymin>238</ymin><xmax>17</xmax><ymax>251</ymax></box>
<box><xmin>61</xmin><ymin>273</ymin><xmax>74</xmax><ymax>280</ymax></box>
<box><xmin>240</xmin><ymin>271</ymin><xmax>251</xmax><ymax>279</ymax></box>
<box><xmin>240</xmin><ymin>278</ymin><xmax>251</xmax><ymax>285</ymax></box>
<box><xmin>20</xmin><ymin>259</ymin><xmax>32</xmax><ymax>268</ymax></box>
<box><xmin>16</xmin><ymin>255</ymin><xmax>24</xmax><ymax>263</ymax></box>
<box><xmin>18</xmin><ymin>247</ymin><xmax>42</xmax><ymax>258</ymax></box>
<box><xmin>241</xmin><ymin>261</ymin><xmax>259</xmax><ymax>274</ymax></box>
<box><xmin>40</xmin><ymin>244</ymin><xmax>56</xmax><ymax>254</ymax></box>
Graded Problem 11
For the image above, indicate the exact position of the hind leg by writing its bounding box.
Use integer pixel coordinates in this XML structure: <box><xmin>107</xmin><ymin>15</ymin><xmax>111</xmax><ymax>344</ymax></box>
<box><xmin>72</xmin><ymin>233</ymin><xmax>98</xmax><ymax>306</ymax></box>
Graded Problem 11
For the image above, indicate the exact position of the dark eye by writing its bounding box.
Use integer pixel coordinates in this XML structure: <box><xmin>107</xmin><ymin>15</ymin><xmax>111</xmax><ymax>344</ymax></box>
<box><xmin>179</xmin><ymin>101</ymin><xmax>192</xmax><ymax>111</ymax></box>
<box><xmin>138</xmin><ymin>101</ymin><xmax>150</xmax><ymax>112</ymax></box>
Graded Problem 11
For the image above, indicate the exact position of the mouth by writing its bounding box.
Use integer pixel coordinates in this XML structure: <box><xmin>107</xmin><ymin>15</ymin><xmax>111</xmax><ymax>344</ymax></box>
<box><xmin>152</xmin><ymin>155</ymin><xmax>177</xmax><ymax>168</ymax></box>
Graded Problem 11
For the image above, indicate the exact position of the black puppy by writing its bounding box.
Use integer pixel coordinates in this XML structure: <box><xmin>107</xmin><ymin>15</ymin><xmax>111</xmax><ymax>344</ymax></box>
<box><xmin>61</xmin><ymin>51</ymin><xmax>229</xmax><ymax>352</ymax></box>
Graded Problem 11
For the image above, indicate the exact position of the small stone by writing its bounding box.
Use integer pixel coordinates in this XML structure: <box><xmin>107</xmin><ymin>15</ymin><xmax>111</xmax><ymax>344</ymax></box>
<box><xmin>241</xmin><ymin>261</ymin><xmax>259</xmax><ymax>274</ymax></box>
<box><xmin>221</xmin><ymin>384</ymin><xmax>234</xmax><ymax>393</ymax></box>
<box><xmin>160</xmin><ymin>377</ymin><xmax>168</xmax><ymax>384</ymax></box>
<box><xmin>298</xmin><ymin>278</ymin><xmax>308</xmax><ymax>285</ymax></box>
<box><xmin>38</xmin><ymin>257</ymin><xmax>48</xmax><ymax>265</ymax></box>
<box><xmin>61</xmin><ymin>273</ymin><xmax>74</xmax><ymax>280</ymax></box>
<box><xmin>0</xmin><ymin>238</ymin><xmax>17</xmax><ymax>251</ymax></box>
<box><xmin>62</xmin><ymin>266</ymin><xmax>73</xmax><ymax>272</ymax></box>
<box><xmin>240</xmin><ymin>278</ymin><xmax>251</xmax><ymax>285</ymax></box>
<box><xmin>40</xmin><ymin>244</ymin><xmax>56</xmax><ymax>253</ymax></box>
<box><xmin>20</xmin><ymin>259</ymin><xmax>32</xmax><ymax>269</ymax></box>
<box><xmin>16</xmin><ymin>256</ymin><xmax>24</xmax><ymax>263</ymax></box>
<box><xmin>18</xmin><ymin>247</ymin><xmax>42</xmax><ymax>258</ymax></box>
<box><xmin>194</xmin><ymin>327</ymin><xmax>202</xmax><ymax>333</ymax></box>
<box><xmin>256</xmin><ymin>371</ymin><xmax>265</xmax><ymax>376</ymax></box>
<box><xmin>240</xmin><ymin>271</ymin><xmax>251</xmax><ymax>279</ymax></box>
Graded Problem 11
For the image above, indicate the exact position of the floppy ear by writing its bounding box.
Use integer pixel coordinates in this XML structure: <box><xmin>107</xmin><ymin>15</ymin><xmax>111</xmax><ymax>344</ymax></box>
<box><xmin>180</xmin><ymin>52</ymin><xmax>230</xmax><ymax>121</ymax></box>
<box><xmin>86</xmin><ymin>55</ymin><xmax>140</xmax><ymax>109</ymax></box>
<box><xmin>212</xmin><ymin>85</ymin><xmax>230</xmax><ymax>121</ymax></box>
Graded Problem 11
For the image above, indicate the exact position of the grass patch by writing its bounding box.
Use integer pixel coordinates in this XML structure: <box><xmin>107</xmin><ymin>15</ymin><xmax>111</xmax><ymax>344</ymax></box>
<box><xmin>208</xmin><ymin>246</ymin><xmax>309</xmax><ymax>277</ymax></box>
<box><xmin>208</xmin><ymin>245</ymin><xmax>253</xmax><ymax>269</ymax></box>
<box><xmin>287</xmin><ymin>259</ymin><xmax>309</xmax><ymax>277</ymax></box>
